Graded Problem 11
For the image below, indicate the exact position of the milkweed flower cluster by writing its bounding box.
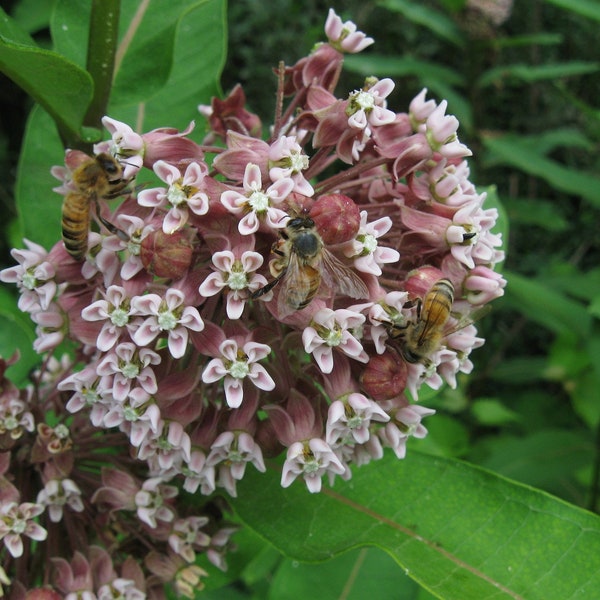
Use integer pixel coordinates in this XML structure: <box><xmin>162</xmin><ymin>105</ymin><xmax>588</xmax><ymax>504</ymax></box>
<box><xmin>0</xmin><ymin>8</ymin><xmax>505</xmax><ymax>597</ymax></box>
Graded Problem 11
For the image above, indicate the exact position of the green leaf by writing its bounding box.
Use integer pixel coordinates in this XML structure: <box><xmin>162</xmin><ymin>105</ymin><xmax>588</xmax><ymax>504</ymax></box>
<box><xmin>477</xmin><ymin>61</ymin><xmax>599</xmax><ymax>88</ymax></box>
<box><xmin>471</xmin><ymin>398</ymin><xmax>521</xmax><ymax>426</ymax></box>
<box><xmin>233</xmin><ymin>452</ymin><xmax>600</xmax><ymax>600</ymax></box>
<box><xmin>270</xmin><ymin>547</ymin><xmax>421</xmax><ymax>600</ymax></box>
<box><xmin>503</xmin><ymin>271</ymin><xmax>592</xmax><ymax>338</ymax></box>
<box><xmin>502</xmin><ymin>197</ymin><xmax>568</xmax><ymax>232</ymax></box>
<box><xmin>0</xmin><ymin>288</ymin><xmax>38</xmax><ymax>385</ymax></box>
<box><xmin>377</xmin><ymin>0</ymin><xmax>464</xmax><ymax>46</ymax></box>
<box><xmin>482</xmin><ymin>134</ymin><xmax>600</xmax><ymax>209</ymax></box>
<box><xmin>474</xmin><ymin>430</ymin><xmax>593</xmax><ymax>499</ymax></box>
<box><xmin>14</xmin><ymin>106</ymin><xmax>65</xmax><ymax>251</ymax></box>
<box><xmin>128</xmin><ymin>0</ymin><xmax>226</xmax><ymax>132</ymax></box>
<box><xmin>493</xmin><ymin>33</ymin><xmax>563</xmax><ymax>48</ymax></box>
<box><xmin>10</xmin><ymin>0</ymin><xmax>54</xmax><ymax>35</ymax></box>
<box><xmin>0</xmin><ymin>7</ymin><xmax>93</xmax><ymax>142</ymax></box>
<box><xmin>544</xmin><ymin>0</ymin><xmax>600</xmax><ymax>22</ymax></box>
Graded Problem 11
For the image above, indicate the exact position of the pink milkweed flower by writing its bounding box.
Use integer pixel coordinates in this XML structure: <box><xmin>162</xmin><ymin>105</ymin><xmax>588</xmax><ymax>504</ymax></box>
<box><xmin>198</xmin><ymin>83</ymin><xmax>262</xmax><ymax>141</ymax></box>
<box><xmin>134</xmin><ymin>477</ymin><xmax>178</xmax><ymax>529</ymax></box>
<box><xmin>346</xmin><ymin>78</ymin><xmax>396</xmax><ymax>132</ymax></box>
<box><xmin>281</xmin><ymin>438</ymin><xmax>345</xmax><ymax>493</ymax></box>
<box><xmin>137</xmin><ymin>420</ymin><xmax>192</xmax><ymax>472</ymax></box>
<box><xmin>212</xmin><ymin>131</ymin><xmax>270</xmax><ymax>181</ymax></box>
<box><xmin>0</xmin><ymin>239</ymin><xmax>57</xmax><ymax>313</ymax></box>
<box><xmin>169</xmin><ymin>516</ymin><xmax>210</xmax><ymax>563</ymax></box>
<box><xmin>423</xmin><ymin>99</ymin><xmax>472</xmax><ymax>159</ymax></box>
<box><xmin>0</xmin><ymin>501</ymin><xmax>47</xmax><ymax>558</ymax></box>
<box><xmin>96</xmin><ymin>342</ymin><xmax>161</xmax><ymax>402</ymax></box>
<box><xmin>199</xmin><ymin>249</ymin><xmax>269</xmax><ymax>319</ymax></box>
<box><xmin>36</xmin><ymin>478</ymin><xmax>84</xmax><ymax>523</ymax></box>
<box><xmin>102</xmin><ymin>213</ymin><xmax>157</xmax><ymax>280</ymax></box>
<box><xmin>131</xmin><ymin>289</ymin><xmax>204</xmax><ymax>359</ymax></box>
<box><xmin>142</xmin><ymin>120</ymin><xmax>205</xmax><ymax>168</ymax></box>
<box><xmin>343</xmin><ymin>211</ymin><xmax>400</xmax><ymax>276</ymax></box>
<box><xmin>0</xmin><ymin>397</ymin><xmax>35</xmax><ymax>440</ymax></box>
<box><xmin>268</xmin><ymin>135</ymin><xmax>314</xmax><ymax>197</ymax></box>
<box><xmin>96</xmin><ymin>116</ymin><xmax>144</xmax><ymax>180</ymax></box>
<box><xmin>464</xmin><ymin>265</ymin><xmax>507</xmax><ymax>304</ymax></box>
<box><xmin>324</xmin><ymin>8</ymin><xmax>374</xmax><ymax>53</ymax></box>
<box><xmin>201</xmin><ymin>339</ymin><xmax>275</xmax><ymax>408</ymax></box>
<box><xmin>206</xmin><ymin>431</ymin><xmax>266</xmax><ymax>497</ymax></box>
<box><xmin>138</xmin><ymin>160</ymin><xmax>210</xmax><ymax>234</ymax></box>
<box><xmin>326</xmin><ymin>392</ymin><xmax>390</xmax><ymax>447</ymax></box>
<box><xmin>378</xmin><ymin>403</ymin><xmax>436</xmax><ymax>459</ymax></box>
<box><xmin>302</xmin><ymin>308</ymin><xmax>368</xmax><ymax>374</ymax></box>
<box><xmin>220</xmin><ymin>163</ymin><xmax>293</xmax><ymax>235</ymax></box>
<box><xmin>81</xmin><ymin>284</ymin><xmax>139</xmax><ymax>351</ymax></box>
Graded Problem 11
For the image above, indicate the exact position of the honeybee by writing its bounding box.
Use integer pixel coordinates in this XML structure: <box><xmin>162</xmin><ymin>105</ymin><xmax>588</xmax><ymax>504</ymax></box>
<box><xmin>61</xmin><ymin>152</ymin><xmax>130</xmax><ymax>260</ymax></box>
<box><xmin>251</xmin><ymin>216</ymin><xmax>369</xmax><ymax>316</ymax></box>
<box><xmin>386</xmin><ymin>278</ymin><xmax>487</xmax><ymax>366</ymax></box>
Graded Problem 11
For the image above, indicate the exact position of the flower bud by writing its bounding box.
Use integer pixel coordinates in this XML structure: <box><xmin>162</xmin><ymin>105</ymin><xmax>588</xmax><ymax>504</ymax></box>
<box><xmin>360</xmin><ymin>352</ymin><xmax>407</xmax><ymax>400</ymax></box>
<box><xmin>140</xmin><ymin>229</ymin><xmax>194</xmax><ymax>279</ymax></box>
<box><xmin>309</xmin><ymin>193</ymin><xmax>360</xmax><ymax>244</ymax></box>
<box><xmin>404</xmin><ymin>266</ymin><xmax>445</xmax><ymax>298</ymax></box>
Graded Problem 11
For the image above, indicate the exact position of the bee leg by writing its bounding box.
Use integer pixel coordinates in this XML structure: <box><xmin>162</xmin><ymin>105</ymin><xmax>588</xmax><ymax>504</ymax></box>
<box><xmin>93</xmin><ymin>198</ymin><xmax>129</xmax><ymax>242</ymax></box>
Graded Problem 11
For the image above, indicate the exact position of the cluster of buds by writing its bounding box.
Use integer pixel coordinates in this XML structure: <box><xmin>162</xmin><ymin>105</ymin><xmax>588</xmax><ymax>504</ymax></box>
<box><xmin>0</xmin><ymin>9</ymin><xmax>505</xmax><ymax>596</ymax></box>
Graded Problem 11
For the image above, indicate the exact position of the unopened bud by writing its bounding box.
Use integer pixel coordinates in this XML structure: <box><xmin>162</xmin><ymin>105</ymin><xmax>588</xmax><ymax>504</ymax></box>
<box><xmin>404</xmin><ymin>266</ymin><xmax>445</xmax><ymax>298</ymax></box>
<box><xmin>310</xmin><ymin>193</ymin><xmax>360</xmax><ymax>244</ymax></box>
<box><xmin>26</xmin><ymin>590</ymin><xmax>63</xmax><ymax>600</ymax></box>
<box><xmin>140</xmin><ymin>230</ymin><xmax>194</xmax><ymax>279</ymax></box>
<box><xmin>361</xmin><ymin>352</ymin><xmax>407</xmax><ymax>400</ymax></box>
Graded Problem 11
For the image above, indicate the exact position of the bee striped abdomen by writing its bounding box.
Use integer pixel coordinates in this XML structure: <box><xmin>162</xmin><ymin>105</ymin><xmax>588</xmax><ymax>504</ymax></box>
<box><xmin>61</xmin><ymin>192</ymin><xmax>91</xmax><ymax>260</ymax></box>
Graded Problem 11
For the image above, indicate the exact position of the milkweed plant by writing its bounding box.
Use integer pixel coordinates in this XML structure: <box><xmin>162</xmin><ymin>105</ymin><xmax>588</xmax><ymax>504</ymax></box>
<box><xmin>0</xmin><ymin>8</ymin><xmax>505</xmax><ymax>598</ymax></box>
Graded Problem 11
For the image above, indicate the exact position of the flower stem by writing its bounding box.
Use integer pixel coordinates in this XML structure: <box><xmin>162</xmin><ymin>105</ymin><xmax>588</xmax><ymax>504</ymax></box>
<box><xmin>83</xmin><ymin>0</ymin><xmax>121</xmax><ymax>133</ymax></box>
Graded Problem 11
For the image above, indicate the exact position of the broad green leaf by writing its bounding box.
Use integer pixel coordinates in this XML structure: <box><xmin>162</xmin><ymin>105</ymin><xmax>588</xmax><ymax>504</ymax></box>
<box><xmin>377</xmin><ymin>0</ymin><xmax>464</xmax><ymax>46</ymax></box>
<box><xmin>504</xmin><ymin>271</ymin><xmax>591</xmax><ymax>338</ymax></box>
<box><xmin>474</xmin><ymin>430</ymin><xmax>593</xmax><ymax>501</ymax></box>
<box><xmin>9</xmin><ymin>0</ymin><xmax>53</xmax><ymax>35</ymax></box>
<box><xmin>487</xmin><ymin>356</ymin><xmax>548</xmax><ymax>383</ymax></box>
<box><xmin>570</xmin><ymin>368</ymin><xmax>600</xmax><ymax>429</ymax></box>
<box><xmin>0</xmin><ymin>288</ymin><xmax>38</xmax><ymax>385</ymax></box>
<box><xmin>544</xmin><ymin>0</ymin><xmax>600</xmax><ymax>21</ymax></box>
<box><xmin>502</xmin><ymin>197</ymin><xmax>568</xmax><ymax>232</ymax></box>
<box><xmin>0</xmin><ymin>7</ymin><xmax>93</xmax><ymax>142</ymax></box>
<box><xmin>270</xmin><ymin>547</ymin><xmax>421</xmax><ymax>600</ymax></box>
<box><xmin>14</xmin><ymin>106</ymin><xmax>65</xmax><ymax>251</ymax></box>
<box><xmin>477</xmin><ymin>61</ymin><xmax>599</xmax><ymax>88</ymax></box>
<box><xmin>233</xmin><ymin>451</ymin><xmax>600</xmax><ymax>600</ymax></box>
<box><xmin>482</xmin><ymin>134</ymin><xmax>600</xmax><ymax>208</ymax></box>
<box><xmin>471</xmin><ymin>398</ymin><xmax>521</xmax><ymax>426</ymax></box>
<box><xmin>131</xmin><ymin>0</ymin><xmax>226</xmax><ymax>132</ymax></box>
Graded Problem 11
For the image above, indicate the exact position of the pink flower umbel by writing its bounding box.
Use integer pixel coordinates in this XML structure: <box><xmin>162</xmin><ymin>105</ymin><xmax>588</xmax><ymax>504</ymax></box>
<box><xmin>202</xmin><ymin>339</ymin><xmax>275</xmax><ymax>408</ymax></box>
<box><xmin>0</xmin><ymin>7</ymin><xmax>506</xmax><ymax>591</ymax></box>
<box><xmin>138</xmin><ymin>160</ymin><xmax>210</xmax><ymax>233</ymax></box>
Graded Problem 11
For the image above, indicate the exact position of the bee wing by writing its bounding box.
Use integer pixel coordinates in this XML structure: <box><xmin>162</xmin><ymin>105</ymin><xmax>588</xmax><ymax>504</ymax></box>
<box><xmin>276</xmin><ymin>252</ymin><xmax>315</xmax><ymax>318</ymax></box>
<box><xmin>444</xmin><ymin>304</ymin><xmax>492</xmax><ymax>336</ymax></box>
<box><xmin>320</xmin><ymin>249</ymin><xmax>369</xmax><ymax>299</ymax></box>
